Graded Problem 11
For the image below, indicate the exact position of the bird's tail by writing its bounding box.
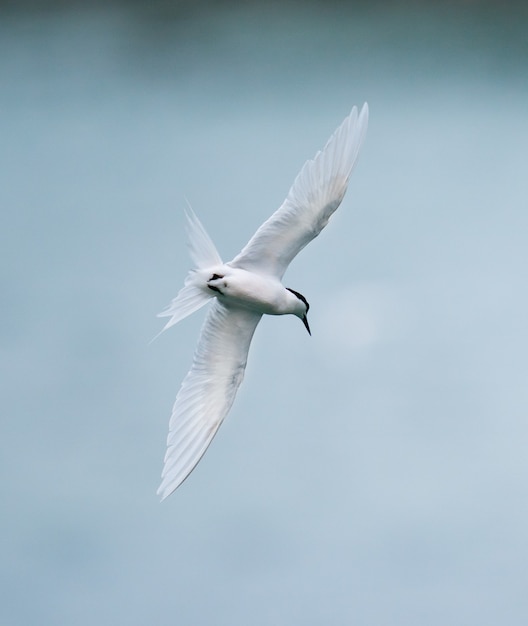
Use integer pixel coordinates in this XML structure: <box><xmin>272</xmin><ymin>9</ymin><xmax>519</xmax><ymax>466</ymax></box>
<box><xmin>155</xmin><ymin>205</ymin><xmax>222</xmax><ymax>336</ymax></box>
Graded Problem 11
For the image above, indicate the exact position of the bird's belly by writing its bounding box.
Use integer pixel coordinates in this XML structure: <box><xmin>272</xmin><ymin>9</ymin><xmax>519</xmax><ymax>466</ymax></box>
<box><xmin>214</xmin><ymin>269</ymin><xmax>287</xmax><ymax>315</ymax></box>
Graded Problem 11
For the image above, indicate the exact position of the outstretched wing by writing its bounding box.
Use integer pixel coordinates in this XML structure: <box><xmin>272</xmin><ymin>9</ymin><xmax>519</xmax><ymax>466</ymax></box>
<box><xmin>157</xmin><ymin>300</ymin><xmax>261</xmax><ymax>500</ymax></box>
<box><xmin>230</xmin><ymin>103</ymin><xmax>368</xmax><ymax>279</ymax></box>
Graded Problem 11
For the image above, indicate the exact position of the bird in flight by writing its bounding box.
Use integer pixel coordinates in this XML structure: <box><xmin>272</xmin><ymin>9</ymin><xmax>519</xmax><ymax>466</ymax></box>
<box><xmin>156</xmin><ymin>104</ymin><xmax>369</xmax><ymax>500</ymax></box>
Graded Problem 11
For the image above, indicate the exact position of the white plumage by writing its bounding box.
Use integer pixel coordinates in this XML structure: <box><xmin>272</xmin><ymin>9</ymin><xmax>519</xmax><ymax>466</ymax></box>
<box><xmin>157</xmin><ymin>104</ymin><xmax>369</xmax><ymax>500</ymax></box>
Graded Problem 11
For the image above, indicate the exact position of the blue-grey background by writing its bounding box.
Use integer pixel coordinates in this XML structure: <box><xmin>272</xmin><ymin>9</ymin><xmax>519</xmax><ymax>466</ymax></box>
<box><xmin>2</xmin><ymin>1</ymin><xmax>527</xmax><ymax>624</ymax></box>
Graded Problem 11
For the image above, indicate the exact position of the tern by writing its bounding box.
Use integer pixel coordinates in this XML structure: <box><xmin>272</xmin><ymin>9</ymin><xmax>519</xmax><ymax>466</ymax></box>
<box><xmin>156</xmin><ymin>104</ymin><xmax>369</xmax><ymax>500</ymax></box>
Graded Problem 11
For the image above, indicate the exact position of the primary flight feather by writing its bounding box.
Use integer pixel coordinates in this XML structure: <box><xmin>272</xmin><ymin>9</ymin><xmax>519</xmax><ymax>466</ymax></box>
<box><xmin>157</xmin><ymin>104</ymin><xmax>369</xmax><ymax>500</ymax></box>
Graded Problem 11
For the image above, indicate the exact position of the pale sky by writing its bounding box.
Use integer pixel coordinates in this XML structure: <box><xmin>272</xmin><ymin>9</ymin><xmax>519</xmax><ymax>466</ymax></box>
<box><xmin>2</xmin><ymin>3</ymin><xmax>528</xmax><ymax>625</ymax></box>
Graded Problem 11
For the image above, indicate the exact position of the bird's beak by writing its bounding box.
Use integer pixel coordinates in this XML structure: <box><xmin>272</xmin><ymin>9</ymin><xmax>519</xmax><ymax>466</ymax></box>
<box><xmin>302</xmin><ymin>314</ymin><xmax>311</xmax><ymax>336</ymax></box>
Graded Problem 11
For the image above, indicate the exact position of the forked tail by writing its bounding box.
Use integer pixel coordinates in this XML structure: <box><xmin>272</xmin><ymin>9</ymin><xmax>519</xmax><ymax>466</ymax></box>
<box><xmin>155</xmin><ymin>205</ymin><xmax>222</xmax><ymax>336</ymax></box>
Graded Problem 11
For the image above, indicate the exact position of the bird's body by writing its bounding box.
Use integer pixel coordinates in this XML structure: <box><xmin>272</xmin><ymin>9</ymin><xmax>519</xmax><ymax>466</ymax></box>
<box><xmin>156</xmin><ymin>104</ymin><xmax>369</xmax><ymax>500</ymax></box>
<box><xmin>205</xmin><ymin>266</ymin><xmax>304</xmax><ymax>317</ymax></box>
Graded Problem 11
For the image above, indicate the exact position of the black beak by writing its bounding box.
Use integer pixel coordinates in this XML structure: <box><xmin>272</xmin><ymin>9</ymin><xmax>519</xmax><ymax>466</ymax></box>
<box><xmin>302</xmin><ymin>314</ymin><xmax>311</xmax><ymax>336</ymax></box>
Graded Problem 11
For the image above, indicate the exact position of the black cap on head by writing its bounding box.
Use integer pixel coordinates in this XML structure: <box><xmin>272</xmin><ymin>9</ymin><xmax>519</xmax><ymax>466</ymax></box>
<box><xmin>286</xmin><ymin>288</ymin><xmax>311</xmax><ymax>336</ymax></box>
<box><xmin>285</xmin><ymin>287</ymin><xmax>310</xmax><ymax>313</ymax></box>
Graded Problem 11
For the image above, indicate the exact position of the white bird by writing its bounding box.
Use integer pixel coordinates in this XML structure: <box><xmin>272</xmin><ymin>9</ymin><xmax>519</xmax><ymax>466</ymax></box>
<box><xmin>156</xmin><ymin>104</ymin><xmax>369</xmax><ymax>500</ymax></box>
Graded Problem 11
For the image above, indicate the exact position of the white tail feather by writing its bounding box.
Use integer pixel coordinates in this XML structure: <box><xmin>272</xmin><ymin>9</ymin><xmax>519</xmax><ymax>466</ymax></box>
<box><xmin>184</xmin><ymin>201</ymin><xmax>222</xmax><ymax>269</ymax></box>
<box><xmin>153</xmin><ymin>205</ymin><xmax>223</xmax><ymax>339</ymax></box>
<box><xmin>156</xmin><ymin>273</ymin><xmax>212</xmax><ymax>330</ymax></box>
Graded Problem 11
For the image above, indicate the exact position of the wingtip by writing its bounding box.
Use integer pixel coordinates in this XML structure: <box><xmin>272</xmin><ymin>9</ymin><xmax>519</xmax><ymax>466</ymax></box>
<box><xmin>157</xmin><ymin>478</ymin><xmax>176</xmax><ymax>502</ymax></box>
<box><xmin>359</xmin><ymin>101</ymin><xmax>369</xmax><ymax>125</ymax></box>
<box><xmin>157</xmin><ymin>488</ymin><xmax>169</xmax><ymax>502</ymax></box>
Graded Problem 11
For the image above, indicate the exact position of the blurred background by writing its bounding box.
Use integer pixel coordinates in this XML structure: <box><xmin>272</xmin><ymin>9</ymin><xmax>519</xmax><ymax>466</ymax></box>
<box><xmin>1</xmin><ymin>1</ymin><xmax>527</xmax><ymax>624</ymax></box>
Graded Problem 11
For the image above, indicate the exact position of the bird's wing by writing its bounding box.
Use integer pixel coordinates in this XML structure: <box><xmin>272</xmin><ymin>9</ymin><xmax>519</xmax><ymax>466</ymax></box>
<box><xmin>157</xmin><ymin>300</ymin><xmax>262</xmax><ymax>499</ymax></box>
<box><xmin>230</xmin><ymin>103</ymin><xmax>368</xmax><ymax>279</ymax></box>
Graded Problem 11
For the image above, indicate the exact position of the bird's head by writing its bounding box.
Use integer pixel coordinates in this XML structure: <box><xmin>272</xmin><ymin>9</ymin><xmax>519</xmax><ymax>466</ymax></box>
<box><xmin>286</xmin><ymin>288</ymin><xmax>311</xmax><ymax>336</ymax></box>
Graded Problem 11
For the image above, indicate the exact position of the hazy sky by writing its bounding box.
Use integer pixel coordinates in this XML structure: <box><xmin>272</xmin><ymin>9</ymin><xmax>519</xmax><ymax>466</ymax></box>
<box><xmin>2</xmin><ymin>2</ymin><xmax>527</xmax><ymax>625</ymax></box>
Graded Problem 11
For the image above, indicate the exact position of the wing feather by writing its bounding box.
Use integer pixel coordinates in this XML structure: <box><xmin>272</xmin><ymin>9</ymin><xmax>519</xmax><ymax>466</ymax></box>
<box><xmin>230</xmin><ymin>103</ymin><xmax>368</xmax><ymax>278</ymax></box>
<box><xmin>157</xmin><ymin>300</ymin><xmax>262</xmax><ymax>500</ymax></box>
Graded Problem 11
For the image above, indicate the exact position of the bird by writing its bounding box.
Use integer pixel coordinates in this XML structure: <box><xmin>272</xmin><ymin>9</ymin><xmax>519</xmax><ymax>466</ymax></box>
<box><xmin>156</xmin><ymin>104</ymin><xmax>369</xmax><ymax>500</ymax></box>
